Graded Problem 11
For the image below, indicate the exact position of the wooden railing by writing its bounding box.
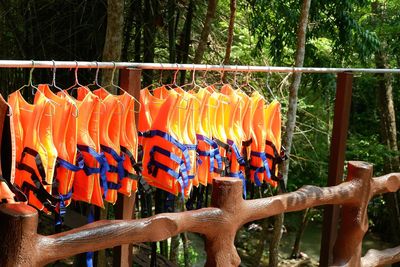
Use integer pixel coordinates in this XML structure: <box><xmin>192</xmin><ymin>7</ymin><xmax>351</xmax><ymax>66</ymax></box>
<box><xmin>1</xmin><ymin>161</ymin><xmax>399</xmax><ymax>267</ymax></box>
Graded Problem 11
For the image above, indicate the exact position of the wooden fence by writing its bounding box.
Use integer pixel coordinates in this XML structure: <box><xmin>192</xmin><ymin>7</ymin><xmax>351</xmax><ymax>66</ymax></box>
<box><xmin>0</xmin><ymin>161</ymin><xmax>399</xmax><ymax>267</ymax></box>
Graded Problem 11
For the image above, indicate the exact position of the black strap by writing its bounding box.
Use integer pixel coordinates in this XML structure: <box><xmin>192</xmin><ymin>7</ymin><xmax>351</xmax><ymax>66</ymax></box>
<box><xmin>20</xmin><ymin>147</ymin><xmax>48</xmax><ymax>185</ymax></box>
<box><xmin>242</xmin><ymin>138</ymin><xmax>252</xmax><ymax>147</ymax></box>
<box><xmin>213</xmin><ymin>137</ymin><xmax>230</xmax><ymax>151</ymax></box>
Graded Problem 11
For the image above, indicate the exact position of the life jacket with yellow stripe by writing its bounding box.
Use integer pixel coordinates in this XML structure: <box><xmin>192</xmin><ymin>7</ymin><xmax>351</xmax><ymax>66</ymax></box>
<box><xmin>141</xmin><ymin>90</ymin><xmax>191</xmax><ymax>196</ymax></box>
<box><xmin>220</xmin><ymin>84</ymin><xmax>247</xmax><ymax>196</ymax></box>
<box><xmin>70</xmin><ymin>87</ymin><xmax>107</xmax><ymax>208</ymax></box>
<box><xmin>190</xmin><ymin>88</ymin><xmax>222</xmax><ymax>185</ymax></box>
<box><xmin>9</xmin><ymin>90</ymin><xmax>59</xmax><ymax>213</ymax></box>
<box><xmin>34</xmin><ymin>84</ymin><xmax>79</xmax><ymax>217</ymax></box>
<box><xmin>209</xmin><ymin>91</ymin><xmax>230</xmax><ymax>178</ymax></box>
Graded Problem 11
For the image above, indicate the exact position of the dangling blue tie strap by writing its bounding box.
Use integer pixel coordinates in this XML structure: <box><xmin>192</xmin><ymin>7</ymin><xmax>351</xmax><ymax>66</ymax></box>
<box><xmin>77</xmin><ymin>145</ymin><xmax>110</xmax><ymax>197</ymax></box>
<box><xmin>101</xmin><ymin>145</ymin><xmax>126</xmax><ymax>182</ymax></box>
<box><xmin>227</xmin><ymin>139</ymin><xmax>246</xmax><ymax>166</ymax></box>
<box><xmin>250</xmin><ymin>151</ymin><xmax>272</xmax><ymax>186</ymax></box>
<box><xmin>228</xmin><ymin>171</ymin><xmax>246</xmax><ymax>198</ymax></box>
<box><xmin>196</xmin><ymin>134</ymin><xmax>223</xmax><ymax>173</ymax></box>
<box><xmin>55</xmin><ymin>189</ymin><xmax>73</xmax><ymax>226</ymax></box>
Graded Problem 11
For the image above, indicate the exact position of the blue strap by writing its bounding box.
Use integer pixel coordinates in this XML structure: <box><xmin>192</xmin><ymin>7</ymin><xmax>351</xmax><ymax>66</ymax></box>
<box><xmin>101</xmin><ymin>145</ymin><xmax>126</xmax><ymax>183</ymax></box>
<box><xmin>77</xmin><ymin>145</ymin><xmax>110</xmax><ymax>197</ymax></box>
<box><xmin>227</xmin><ymin>140</ymin><xmax>246</xmax><ymax>166</ymax></box>
<box><xmin>86</xmin><ymin>205</ymin><xmax>95</xmax><ymax>267</ymax></box>
<box><xmin>148</xmin><ymin>146</ymin><xmax>189</xmax><ymax>189</ymax></box>
<box><xmin>250</xmin><ymin>151</ymin><xmax>272</xmax><ymax>186</ymax></box>
<box><xmin>55</xmin><ymin>190</ymin><xmax>73</xmax><ymax>226</ymax></box>
<box><xmin>57</xmin><ymin>156</ymin><xmax>84</xmax><ymax>172</ymax></box>
<box><xmin>143</xmin><ymin>130</ymin><xmax>192</xmax><ymax>171</ymax></box>
<box><xmin>147</xmin><ymin>158</ymin><xmax>185</xmax><ymax>197</ymax></box>
<box><xmin>196</xmin><ymin>134</ymin><xmax>223</xmax><ymax>173</ymax></box>
<box><xmin>228</xmin><ymin>171</ymin><xmax>246</xmax><ymax>198</ymax></box>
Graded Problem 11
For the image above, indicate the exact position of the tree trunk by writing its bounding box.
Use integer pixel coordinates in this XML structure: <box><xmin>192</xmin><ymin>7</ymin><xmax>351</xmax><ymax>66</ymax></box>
<box><xmin>372</xmin><ymin>2</ymin><xmax>400</xmax><ymax>249</ymax></box>
<box><xmin>177</xmin><ymin>0</ymin><xmax>194</xmax><ymax>84</ymax></box>
<box><xmin>181</xmin><ymin>232</ymin><xmax>190</xmax><ymax>267</ymax></box>
<box><xmin>121</xmin><ymin>0</ymin><xmax>135</xmax><ymax>61</ymax></box>
<box><xmin>223</xmin><ymin>0</ymin><xmax>236</xmax><ymax>65</ymax></box>
<box><xmin>167</xmin><ymin>0</ymin><xmax>177</xmax><ymax>63</ymax></box>
<box><xmin>134</xmin><ymin>0</ymin><xmax>142</xmax><ymax>62</ymax></box>
<box><xmin>193</xmin><ymin>0</ymin><xmax>218</xmax><ymax>64</ymax></box>
<box><xmin>143</xmin><ymin>0</ymin><xmax>159</xmax><ymax>86</ymax></box>
<box><xmin>291</xmin><ymin>208</ymin><xmax>310</xmax><ymax>258</ymax></box>
<box><xmin>222</xmin><ymin>0</ymin><xmax>236</xmax><ymax>82</ymax></box>
<box><xmin>169</xmin><ymin>235</ymin><xmax>180</xmax><ymax>263</ymax></box>
<box><xmin>375</xmin><ymin>47</ymin><xmax>400</xmax><ymax>246</ymax></box>
<box><xmin>252</xmin><ymin>218</ymin><xmax>269</xmax><ymax>266</ymax></box>
<box><xmin>101</xmin><ymin>0</ymin><xmax>125</xmax><ymax>87</ymax></box>
<box><xmin>269</xmin><ymin>1</ymin><xmax>311</xmax><ymax>267</ymax></box>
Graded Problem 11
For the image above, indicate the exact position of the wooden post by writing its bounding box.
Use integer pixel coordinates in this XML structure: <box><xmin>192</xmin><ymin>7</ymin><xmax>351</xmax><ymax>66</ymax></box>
<box><xmin>205</xmin><ymin>177</ymin><xmax>244</xmax><ymax>267</ymax></box>
<box><xmin>0</xmin><ymin>204</ymin><xmax>38</xmax><ymax>267</ymax></box>
<box><xmin>320</xmin><ymin>72</ymin><xmax>353</xmax><ymax>266</ymax></box>
<box><xmin>113</xmin><ymin>68</ymin><xmax>142</xmax><ymax>267</ymax></box>
<box><xmin>332</xmin><ymin>161</ymin><xmax>372</xmax><ymax>267</ymax></box>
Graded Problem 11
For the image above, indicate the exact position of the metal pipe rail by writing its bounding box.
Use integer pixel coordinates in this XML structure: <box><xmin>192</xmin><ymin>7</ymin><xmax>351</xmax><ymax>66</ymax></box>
<box><xmin>0</xmin><ymin>161</ymin><xmax>399</xmax><ymax>266</ymax></box>
<box><xmin>1</xmin><ymin>60</ymin><xmax>400</xmax><ymax>73</ymax></box>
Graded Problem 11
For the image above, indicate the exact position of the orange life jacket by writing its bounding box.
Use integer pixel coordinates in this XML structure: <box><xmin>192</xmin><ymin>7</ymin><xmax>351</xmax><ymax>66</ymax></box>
<box><xmin>9</xmin><ymin>90</ymin><xmax>59</xmax><ymax>213</ymax></box>
<box><xmin>191</xmin><ymin>88</ymin><xmax>222</xmax><ymax>185</ymax></box>
<box><xmin>249</xmin><ymin>91</ymin><xmax>269</xmax><ymax>186</ymax></box>
<box><xmin>70</xmin><ymin>87</ymin><xmax>106</xmax><ymax>208</ymax></box>
<box><xmin>138</xmin><ymin>87</ymin><xmax>166</xmax><ymax>146</ymax></box>
<box><xmin>264</xmin><ymin>100</ymin><xmax>286</xmax><ymax>188</ymax></box>
<box><xmin>141</xmin><ymin>90</ymin><xmax>191</xmax><ymax>196</ymax></box>
<box><xmin>93</xmin><ymin>88</ymin><xmax>125</xmax><ymax>204</ymax></box>
<box><xmin>116</xmin><ymin>92</ymin><xmax>140</xmax><ymax>196</ymax></box>
<box><xmin>209</xmin><ymin>91</ymin><xmax>231</xmax><ymax>177</ymax></box>
<box><xmin>35</xmin><ymin>84</ymin><xmax>78</xmax><ymax>212</ymax></box>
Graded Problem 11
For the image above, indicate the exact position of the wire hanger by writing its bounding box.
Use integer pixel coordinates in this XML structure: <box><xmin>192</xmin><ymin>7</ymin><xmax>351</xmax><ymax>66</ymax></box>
<box><xmin>66</xmin><ymin>61</ymin><xmax>88</xmax><ymax>92</ymax></box>
<box><xmin>104</xmin><ymin>62</ymin><xmax>141</xmax><ymax>113</ymax></box>
<box><xmin>144</xmin><ymin>64</ymin><xmax>164</xmax><ymax>91</ymax></box>
<box><xmin>16</xmin><ymin>60</ymin><xmax>58</xmax><ymax>115</ymax></box>
<box><xmin>165</xmin><ymin>63</ymin><xmax>180</xmax><ymax>89</ymax></box>
<box><xmin>265</xmin><ymin>67</ymin><xmax>276</xmax><ymax>99</ymax></box>
<box><xmin>181</xmin><ymin>64</ymin><xmax>201</xmax><ymax>92</ymax></box>
<box><xmin>51</xmin><ymin>60</ymin><xmax>79</xmax><ymax>118</ymax></box>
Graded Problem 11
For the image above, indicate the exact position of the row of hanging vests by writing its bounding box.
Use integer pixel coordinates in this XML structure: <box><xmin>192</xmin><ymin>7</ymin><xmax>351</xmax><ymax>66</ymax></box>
<box><xmin>138</xmin><ymin>84</ymin><xmax>286</xmax><ymax>199</ymax></box>
<box><xmin>8</xmin><ymin>85</ymin><xmax>141</xmax><ymax>219</ymax></box>
<box><xmin>2</xmin><ymin>69</ymin><xmax>286</xmax><ymax>223</ymax></box>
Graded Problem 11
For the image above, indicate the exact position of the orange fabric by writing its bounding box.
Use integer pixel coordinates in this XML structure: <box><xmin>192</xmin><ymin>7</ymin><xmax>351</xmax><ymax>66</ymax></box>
<box><xmin>35</xmin><ymin>84</ymin><xmax>77</xmax><ymax>207</ymax></box>
<box><xmin>264</xmin><ymin>100</ymin><xmax>281</xmax><ymax>187</ymax></box>
<box><xmin>191</xmin><ymin>88</ymin><xmax>213</xmax><ymax>185</ymax></box>
<box><xmin>0</xmin><ymin>181</ymin><xmax>15</xmax><ymax>202</ymax></box>
<box><xmin>141</xmin><ymin>90</ymin><xmax>186</xmax><ymax>195</ymax></box>
<box><xmin>249</xmin><ymin>92</ymin><xmax>266</xmax><ymax>184</ymax></box>
<box><xmin>138</xmin><ymin>87</ymin><xmax>166</xmax><ymax>145</ymax></box>
<box><xmin>70</xmin><ymin>87</ymin><xmax>104</xmax><ymax>207</ymax></box>
<box><xmin>9</xmin><ymin>90</ymin><xmax>58</xmax><ymax>213</ymax></box>
<box><xmin>117</xmin><ymin>92</ymin><xmax>139</xmax><ymax>195</ymax></box>
<box><xmin>93</xmin><ymin>88</ymin><xmax>122</xmax><ymax>204</ymax></box>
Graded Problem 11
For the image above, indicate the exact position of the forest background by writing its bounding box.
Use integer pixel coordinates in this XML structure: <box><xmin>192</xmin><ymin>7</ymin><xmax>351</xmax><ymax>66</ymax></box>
<box><xmin>0</xmin><ymin>0</ymin><xmax>399</xmax><ymax>266</ymax></box>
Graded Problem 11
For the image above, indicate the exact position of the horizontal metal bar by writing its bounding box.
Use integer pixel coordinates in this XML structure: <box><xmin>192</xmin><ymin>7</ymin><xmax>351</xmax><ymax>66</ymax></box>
<box><xmin>0</xmin><ymin>60</ymin><xmax>400</xmax><ymax>73</ymax></box>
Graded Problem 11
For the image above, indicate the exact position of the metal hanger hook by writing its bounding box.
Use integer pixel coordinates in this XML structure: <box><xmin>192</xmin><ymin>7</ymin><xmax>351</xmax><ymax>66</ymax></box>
<box><xmin>29</xmin><ymin>60</ymin><xmax>35</xmax><ymax>87</ymax></box>
<box><xmin>52</xmin><ymin>60</ymin><xmax>57</xmax><ymax>86</ymax></box>
<box><xmin>172</xmin><ymin>63</ymin><xmax>179</xmax><ymax>86</ymax></box>
<box><xmin>94</xmin><ymin>61</ymin><xmax>100</xmax><ymax>86</ymax></box>
<box><xmin>74</xmin><ymin>60</ymin><xmax>80</xmax><ymax>85</ymax></box>
<box><xmin>111</xmin><ymin>61</ymin><xmax>117</xmax><ymax>85</ymax></box>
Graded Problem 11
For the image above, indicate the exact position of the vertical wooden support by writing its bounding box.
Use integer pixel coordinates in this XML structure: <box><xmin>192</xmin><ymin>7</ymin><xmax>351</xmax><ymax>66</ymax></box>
<box><xmin>319</xmin><ymin>72</ymin><xmax>353</xmax><ymax>266</ymax></box>
<box><xmin>113</xmin><ymin>68</ymin><xmax>142</xmax><ymax>267</ymax></box>
<box><xmin>0</xmin><ymin>204</ymin><xmax>38</xmax><ymax>267</ymax></box>
<box><xmin>332</xmin><ymin>161</ymin><xmax>372</xmax><ymax>267</ymax></box>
